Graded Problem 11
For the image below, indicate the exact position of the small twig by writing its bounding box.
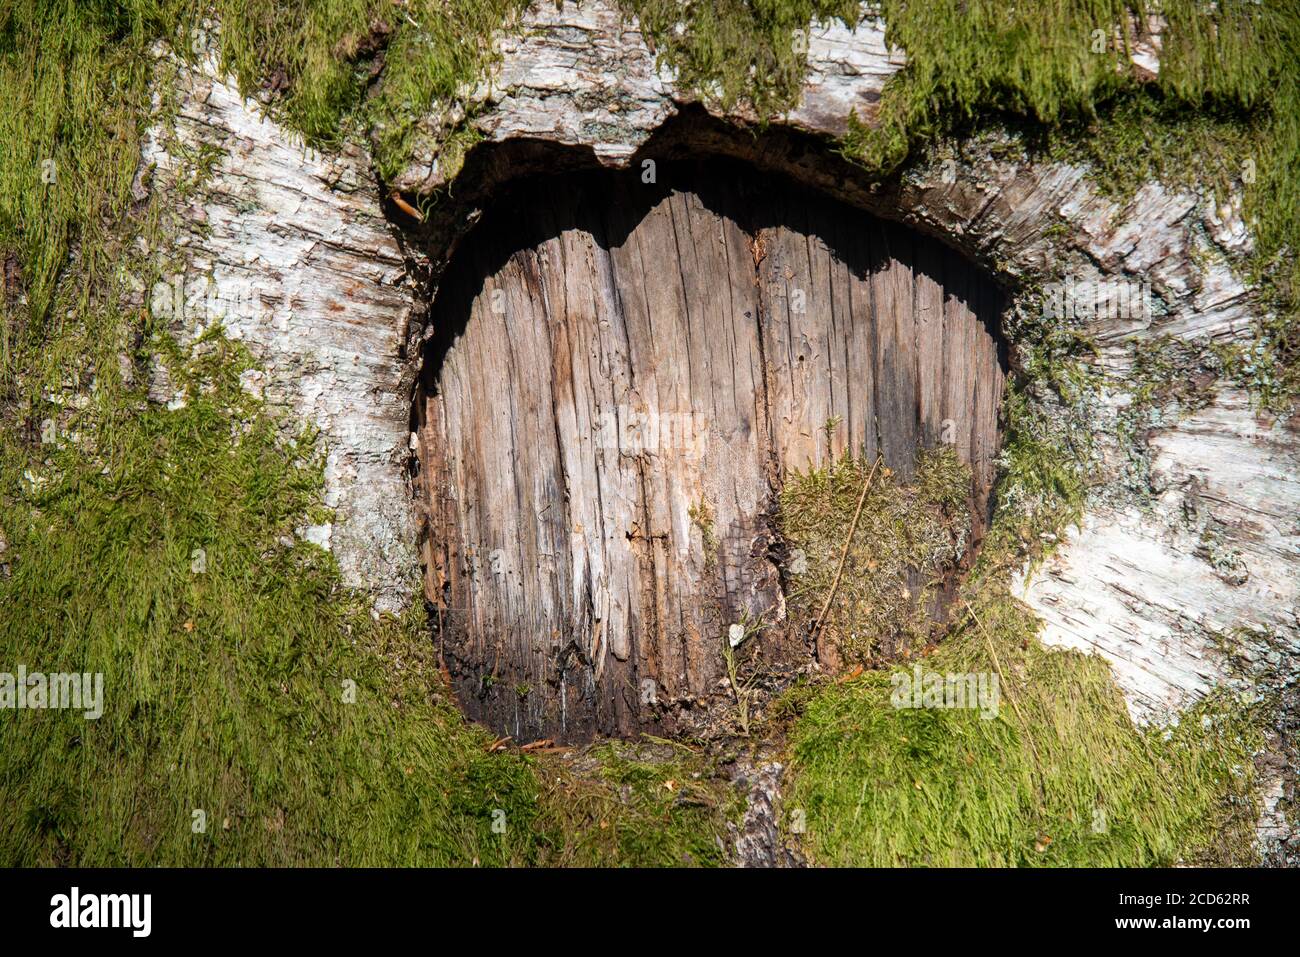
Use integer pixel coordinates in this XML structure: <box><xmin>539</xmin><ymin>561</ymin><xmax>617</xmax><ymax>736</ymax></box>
<box><xmin>485</xmin><ymin>735</ymin><xmax>512</xmax><ymax>753</ymax></box>
<box><xmin>811</xmin><ymin>457</ymin><xmax>881</xmax><ymax>647</ymax></box>
<box><xmin>519</xmin><ymin>738</ymin><xmax>555</xmax><ymax>752</ymax></box>
<box><xmin>722</xmin><ymin>640</ymin><xmax>751</xmax><ymax>735</ymax></box>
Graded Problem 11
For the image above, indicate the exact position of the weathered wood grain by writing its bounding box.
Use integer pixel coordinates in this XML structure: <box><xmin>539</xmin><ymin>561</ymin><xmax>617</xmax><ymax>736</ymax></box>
<box><xmin>415</xmin><ymin>163</ymin><xmax>1004</xmax><ymax>741</ymax></box>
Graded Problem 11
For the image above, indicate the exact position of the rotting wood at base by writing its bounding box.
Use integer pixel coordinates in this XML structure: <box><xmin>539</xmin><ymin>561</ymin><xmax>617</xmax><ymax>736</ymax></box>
<box><xmin>412</xmin><ymin>160</ymin><xmax>1006</xmax><ymax>743</ymax></box>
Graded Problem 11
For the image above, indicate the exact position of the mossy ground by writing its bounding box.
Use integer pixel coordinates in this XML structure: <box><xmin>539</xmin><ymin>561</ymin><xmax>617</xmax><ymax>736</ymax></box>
<box><xmin>1</xmin><ymin>1</ymin><xmax>1291</xmax><ymax>866</ymax></box>
<box><xmin>783</xmin><ymin>593</ymin><xmax>1263</xmax><ymax>867</ymax></box>
<box><xmin>0</xmin><ymin>322</ymin><xmax>743</xmax><ymax>865</ymax></box>
<box><xmin>532</xmin><ymin>742</ymin><xmax>743</xmax><ymax>866</ymax></box>
<box><xmin>0</xmin><ymin>329</ymin><xmax>534</xmax><ymax>865</ymax></box>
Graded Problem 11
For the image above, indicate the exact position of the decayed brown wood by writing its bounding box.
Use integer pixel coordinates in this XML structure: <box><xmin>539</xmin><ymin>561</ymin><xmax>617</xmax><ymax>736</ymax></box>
<box><xmin>413</xmin><ymin>161</ymin><xmax>1005</xmax><ymax>742</ymax></box>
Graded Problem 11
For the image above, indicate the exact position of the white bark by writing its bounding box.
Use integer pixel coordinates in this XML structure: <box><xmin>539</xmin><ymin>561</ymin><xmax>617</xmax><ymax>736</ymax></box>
<box><xmin>139</xmin><ymin>40</ymin><xmax>417</xmax><ymax>612</ymax></box>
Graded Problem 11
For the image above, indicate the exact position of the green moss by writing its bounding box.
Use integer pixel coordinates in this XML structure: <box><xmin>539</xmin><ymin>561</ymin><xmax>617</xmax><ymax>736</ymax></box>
<box><xmin>529</xmin><ymin>742</ymin><xmax>743</xmax><ymax>867</ymax></box>
<box><xmin>212</xmin><ymin>0</ymin><xmax>530</xmax><ymax>180</ymax></box>
<box><xmin>851</xmin><ymin>0</ymin><xmax>1300</xmax><ymax>404</ymax></box>
<box><xmin>849</xmin><ymin>1</ymin><xmax>1290</xmax><ymax>184</ymax></box>
<box><xmin>623</xmin><ymin>0</ymin><xmax>858</xmax><ymax>115</ymax></box>
<box><xmin>0</xmin><ymin>0</ymin><xmax>182</xmax><ymax>359</ymax></box>
<box><xmin>785</xmin><ymin>592</ymin><xmax>1265</xmax><ymax>867</ymax></box>
<box><xmin>0</xmin><ymin>320</ymin><xmax>750</xmax><ymax>866</ymax></box>
<box><xmin>779</xmin><ymin>303</ymin><xmax>1263</xmax><ymax>869</ymax></box>
<box><xmin>774</xmin><ymin>413</ymin><xmax>1264</xmax><ymax>867</ymax></box>
<box><xmin>0</xmin><ymin>328</ymin><xmax>543</xmax><ymax>865</ymax></box>
<box><xmin>2</xmin><ymin>0</ymin><xmax>1293</xmax><ymax>868</ymax></box>
<box><xmin>979</xmin><ymin>298</ymin><xmax>1103</xmax><ymax>568</ymax></box>
<box><xmin>0</xmin><ymin>0</ymin><xmax>529</xmax><ymax>353</ymax></box>
<box><xmin>779</xmin><ymin>447</ymin><xmax>970</xmax><ymax>663</ymax></box>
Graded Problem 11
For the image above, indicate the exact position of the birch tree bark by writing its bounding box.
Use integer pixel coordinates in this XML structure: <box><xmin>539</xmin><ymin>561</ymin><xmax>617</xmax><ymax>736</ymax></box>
<box><xmin>136</xmin><ymin>1</ymin><xmax>1297</xmax><ymax>857</ymax></box>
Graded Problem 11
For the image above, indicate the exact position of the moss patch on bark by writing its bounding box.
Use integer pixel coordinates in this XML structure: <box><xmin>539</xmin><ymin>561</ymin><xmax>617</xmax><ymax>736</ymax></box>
<box><xmin>778</xmin><ymin>447</ymin><xmax>971</xmax><ymax>665</ymax></box>
<box><xmin>783</xmin><ymin>589</ymin><xmax>1265</xmax><ymax>867</ymax></box>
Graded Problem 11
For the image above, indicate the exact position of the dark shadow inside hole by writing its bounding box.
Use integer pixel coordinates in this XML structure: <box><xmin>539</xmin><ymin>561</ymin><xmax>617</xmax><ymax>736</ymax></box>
<box><xmin>421</xmin><ymin>157</ymin><xmax>1007</xmax><ymax>388</ymax></box>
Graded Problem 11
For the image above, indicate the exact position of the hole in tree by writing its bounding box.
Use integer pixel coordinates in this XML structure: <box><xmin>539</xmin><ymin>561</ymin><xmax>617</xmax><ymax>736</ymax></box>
<box><xmin>412</xmin><ymin>158</ymin><xmax>1007</xmax><ymax>745</ymax></box>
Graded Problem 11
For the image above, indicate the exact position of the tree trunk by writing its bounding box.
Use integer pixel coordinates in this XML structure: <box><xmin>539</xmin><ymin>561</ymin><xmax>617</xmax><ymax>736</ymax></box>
<box><xmin>124</xmin><ymin>0</ymin><xmax>1299</xmax><ymax>856</ymax></box>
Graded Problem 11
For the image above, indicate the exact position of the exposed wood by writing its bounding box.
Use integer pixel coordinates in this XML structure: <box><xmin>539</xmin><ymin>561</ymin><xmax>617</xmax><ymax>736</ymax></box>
<box><xmin>414</xmin><ymin>162</ymin><xmax>1005</xmax><ymax>742</ymax></box>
